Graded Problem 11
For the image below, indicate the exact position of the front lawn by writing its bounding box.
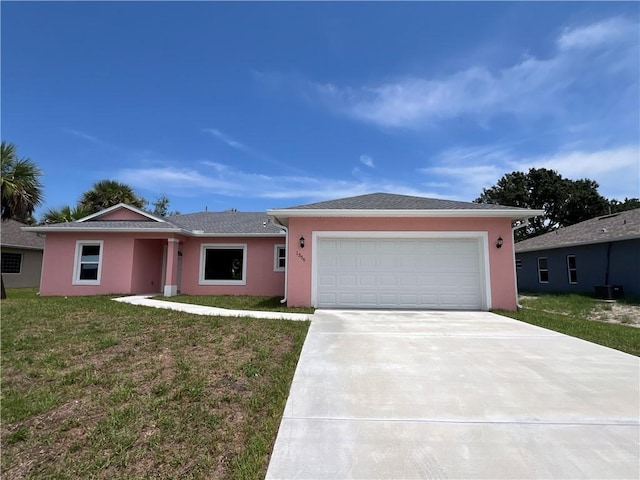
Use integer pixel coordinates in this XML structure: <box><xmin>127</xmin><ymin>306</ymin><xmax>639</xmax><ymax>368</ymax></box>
<box><xmin>1</xmin><ymin>289</ymin><xmax>309</xmax><ymax>479</ymax></box>
<box><xmin>158</xmin><ymin>294</ymin><xmax>315</xmax><ymax>315</ymax></box>
<box><xmin>498</xmin><ymin>293</ymin><xmax>640</xmax><ymax>356</ymax></box>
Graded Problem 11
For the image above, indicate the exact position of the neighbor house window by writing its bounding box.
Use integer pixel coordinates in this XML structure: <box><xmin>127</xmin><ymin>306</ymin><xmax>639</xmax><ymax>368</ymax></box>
<box><xmin>199</xmin><ymin>244</ymin><xmax>247</xmax><ymax>285</ymax></box>
<box><xmin>1</xmin><ymin>252</ymin><xmax>22</xmax><ymax>274</ymax></box>
<box><xmin>567</xmin><ymin>255</ymin><xmax>578</xmax><ymax>284</ymax></box>
<box><xmin>274</xmin><ymin>244</ymin><xmax>286</xmax><ymax>271</ymax></box>
<box><xmin>515</xmin><ymin>258</ymin><xmax>523</xmax><ymax>269</ymax></box>
<box><xmin>73</xmin><ymin>241</ymin><xmax>104</xmax><ymax>285</ymax></box>
<box><xmin>537</xmin><ymin>257</ymin><xmax>549</xmax><ymax>283</ymax></box>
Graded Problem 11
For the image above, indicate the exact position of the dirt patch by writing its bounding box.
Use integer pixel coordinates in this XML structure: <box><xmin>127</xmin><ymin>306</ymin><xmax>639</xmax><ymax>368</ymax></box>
<box><xmin>589</xmin><ymin>302</ymin><xmax>640</xmax><ymax>328</ymax></box>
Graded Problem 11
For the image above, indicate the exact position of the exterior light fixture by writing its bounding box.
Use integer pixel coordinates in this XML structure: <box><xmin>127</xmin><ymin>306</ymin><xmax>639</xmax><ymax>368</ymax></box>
<box><xmin>496</xmin><ymin>236</ymin><xmax>504</xmax><ymax>249</ymax></box>
<box><xmin>299</xmin><ymin>236</ymin><xmax>305</xmax><ymax>248</ymax></box>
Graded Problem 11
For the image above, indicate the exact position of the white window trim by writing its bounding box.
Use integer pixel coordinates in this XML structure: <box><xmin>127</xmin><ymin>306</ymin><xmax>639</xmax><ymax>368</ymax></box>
<box><xmin>72</xmin><ymin>240</ymin><xmax>104</xmax><ymax>286</ymax></box>
<box><xmin>1</xmin><ymin>252</ymin><xmax>23</xmax><ymax>275</ymax></box>
<box><xmin>537</xmin><ymin>257</ymin><xmax>549</xmax><ymax>284</ymax></box>
<box><xmin>199</xmin><ymin>243</ymin><xmax>247</xmax><ymax>286</ymax></box>
<box><xmin>567</xmin><ymin>255</ymin><xmax>578</xmax><ymax>284</ymax></box>
<box><xmin>274</xmin><ymin>244</ymin><xmax>286</xmax><ymax>272</ymax></box>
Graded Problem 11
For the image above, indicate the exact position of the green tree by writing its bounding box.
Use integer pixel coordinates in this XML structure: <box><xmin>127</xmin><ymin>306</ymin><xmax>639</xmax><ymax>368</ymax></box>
<box><xmin>609</xmin><ymin>197</ymin><xmax>640</xmax><ymax>213</ymax></box>
<box><xmin>41</xmin><ymin>204</ymin><xmax>92</xmax><ymax>223</ymax></box>
<box><xmin>79</xmin><ymin>180</ymin><xmax>146</xmax><ymax>214</ymax></box>
<box><xmin>151</xmin><ymin>195</ymin><xmax>170</xmax><ymax>217</ymax></box>
<box><xmin>1</xmin><ymin>142</ymin><xmax>44</xmax><ymax>223</ymax></box>
<box><xmin>1</xmin><ymin>142</ymin><xmax>44</xmax><ymax>298</ymax></box>
<box><xmin>475</xmin><ymin>168</ymin><xmax>609</xmax><ymax>240</ymax></box>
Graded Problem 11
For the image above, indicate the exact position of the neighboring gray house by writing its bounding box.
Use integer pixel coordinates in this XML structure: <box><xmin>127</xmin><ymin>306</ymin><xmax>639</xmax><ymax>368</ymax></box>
<box><xmin>515</xmin><ymin>209</ymin><xmax>640</xmax><ymax>297</ymax></box>
<box><xmin>1</xmin><ymin>219</ymin><xmax>45</xmax><ymax>288</ymax></box>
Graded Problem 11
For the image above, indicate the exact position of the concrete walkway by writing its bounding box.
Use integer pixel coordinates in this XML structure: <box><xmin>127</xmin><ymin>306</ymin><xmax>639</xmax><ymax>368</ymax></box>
<box><xmin>113</xmin><ymin>295</ymin><xmax>312</xmax><ymax>321</ymax></box>
<box><xmin>266</xmin><ymin>310</ymin><xmax>640</xmax><ymax>479</ymax></box>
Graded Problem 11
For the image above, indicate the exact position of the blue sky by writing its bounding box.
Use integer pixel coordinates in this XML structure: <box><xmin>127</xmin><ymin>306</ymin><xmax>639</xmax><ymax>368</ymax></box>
<box><xmin>2</xmin><ymin>2</ymin><xmax>638</xmax><ymax>217</ymax></box>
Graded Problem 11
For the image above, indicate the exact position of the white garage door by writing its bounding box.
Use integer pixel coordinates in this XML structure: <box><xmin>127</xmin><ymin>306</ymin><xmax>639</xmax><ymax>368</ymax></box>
<box><xmin>315</xmin><ymin>236</ymin><xmax>486</xmax><ymax>309</ymax></box>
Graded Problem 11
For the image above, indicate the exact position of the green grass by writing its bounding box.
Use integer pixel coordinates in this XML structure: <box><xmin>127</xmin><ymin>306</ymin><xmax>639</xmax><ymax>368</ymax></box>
<box><xmin>497</xmin><ymin>293</ymin><xmax>640</xmax><ymax>356</ymax></box>
<box><xmin>1</xmin><ymin>288</ymin><xmax>309</xmax><ymax>479</ymax></box>
<box><xmin>158</xmin><ymin>294</ymin><xmax>315</xmax><ymax>314</ymax></box>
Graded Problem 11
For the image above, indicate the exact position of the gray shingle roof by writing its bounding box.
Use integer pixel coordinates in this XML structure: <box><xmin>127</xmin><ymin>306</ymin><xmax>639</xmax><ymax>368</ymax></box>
<box><xmin>515</xmin><ymin>208</ymin><xmax>640</xmax><ymax>253</ymax></box>
<box><xmin>25</xmin><ymin>211</ymin><xmax>284</xmax><ymax>236</ymax></box>
<box><xmin>1</xmin><ymin>220</ymin><xmax>45</xmax><ymax>249</ymax></box>
<box><xmin>279</xmin><ymin>193</ymin><xmax>529</xmax><ymax>211</ymax></box>
<box><xmin>166</xmin><ymin>212</ymin><xmax>283</xmax><ymax>235</ymax></box>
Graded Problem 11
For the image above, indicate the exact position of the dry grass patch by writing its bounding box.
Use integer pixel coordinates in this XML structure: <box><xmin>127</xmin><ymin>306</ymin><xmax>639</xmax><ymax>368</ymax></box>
<box><xmin>1</xmin><ymin>289</ymin><xmax>309</xmax><ymax>479</ymax></box>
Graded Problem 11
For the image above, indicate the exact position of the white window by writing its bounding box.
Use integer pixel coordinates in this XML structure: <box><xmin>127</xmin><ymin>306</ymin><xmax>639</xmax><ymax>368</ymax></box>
<box><xmin>1</xmin><ymin>252</ymin><xmax>22</xmax><ymax>274</ymax></box>
<box><xmin>73</xmin><ymin>241</ymin><xmax>104</xmax><ymax>285</ymax></box>
<box><xmin>567</xmin><ymin>255</ymin><xmax>578</xmax><ymax>284</ymax></box>
<box><xmin>274</xmin><ymin>244</ymin><xmax>286</xmax><ymax>271</ymax></box>
<box><xmin>199</xmin><ymin>244</ymin><xmax>247</xmax><ymax>285</ymax></box>
<box><xmin>537</xmin><ymin>257</ymin><xmax>549</xmax><ymax>283</ymax></box>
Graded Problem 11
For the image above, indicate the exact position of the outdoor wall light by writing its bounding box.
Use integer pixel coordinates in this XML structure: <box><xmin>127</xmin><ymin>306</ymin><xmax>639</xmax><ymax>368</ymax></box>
<box><xmin>496</xmin><ymin>236</ymin><xmax>504</xmax><ymax>249</ymax></box>
<box><xmin>299</xmin><ymin>236</ymin><xmax>305</xmax><ymax>248</ymax></box>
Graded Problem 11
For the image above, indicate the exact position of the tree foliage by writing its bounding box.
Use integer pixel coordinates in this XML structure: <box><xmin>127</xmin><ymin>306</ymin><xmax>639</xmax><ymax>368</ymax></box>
<box><xmin>609</xmin><ymin>197</ymin><xmax>640</xmax><ymax>213</ymax></box>
<box><xmin>78</xmin><ymin>180</ymin><xmax>146</xmax><ymax>214</ymax></box>
<box><xmin>475</xmin><ymin>168</ymin><xmax>609</xmax><ymax>240</ymax></box>
<box><xmin>1</xmin><ymin>142</ymin><xmax>44</xmax><ymax>223</ymax></box>
<box><xmin>42</xmin><ymin>204</ymin><xmax>93</xmax><ymax>223</ymax></box>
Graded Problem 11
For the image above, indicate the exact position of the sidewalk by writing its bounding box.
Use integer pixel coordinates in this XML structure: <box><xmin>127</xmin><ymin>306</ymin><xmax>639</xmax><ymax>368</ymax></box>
<box><xmin>113</xmin><ymin>295</ymin><xmax>313</xmax><ymax>321</ymax></box>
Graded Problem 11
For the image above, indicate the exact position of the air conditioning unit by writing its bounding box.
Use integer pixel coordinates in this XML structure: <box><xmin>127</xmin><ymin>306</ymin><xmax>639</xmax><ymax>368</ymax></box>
<box><xmin>594</xmin><ymin>285</ymin><xmax>624</xmax><ymax>300</ymax></box>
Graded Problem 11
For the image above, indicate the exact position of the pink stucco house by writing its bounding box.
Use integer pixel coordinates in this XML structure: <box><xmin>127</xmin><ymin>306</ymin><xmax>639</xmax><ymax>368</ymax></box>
<box><xmin>25</xmin><ymin>193</ymin><xmax>542</xmax><ymax>311</ymax></box>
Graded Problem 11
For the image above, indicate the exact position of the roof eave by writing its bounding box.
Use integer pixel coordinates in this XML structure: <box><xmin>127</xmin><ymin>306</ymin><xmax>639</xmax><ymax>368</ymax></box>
<box><xmin>515</xmin><ymin>233</ymin><xmax>640</xmax><ymax>253</ymax></box>
<box><xmin>0</xmin><ymin>243</ymin><xmax>44</xmax><ymax>251</ymax></box>
<box><xmin>266</xmin><ymin>208</ymin><xmax>544</xmax><ymax>221</ymax></box>
<box><xmin>22</xmin><ymin>226</ymin><xmax>185</xmax><ymax>234</ymax></box>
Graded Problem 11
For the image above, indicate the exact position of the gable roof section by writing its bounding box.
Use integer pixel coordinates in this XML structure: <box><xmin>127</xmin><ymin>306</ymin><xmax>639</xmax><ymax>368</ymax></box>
<box><xmin>268</xmin><ymin>192</ymin><xmax>543</xmax><ymax>224</ymax></box>
<box><xmin>515</xmin><ymin>208</ymin><xmax>640</xmax><ymax>253</ymax></box>
<box><xmin>77</xmin><ymin>203</ymin><xmax>167</xmax><ymax>223</ymax></box>
<box><xmin>1</xmin><ymin>220</ymin><xmax>45</xmax><ymax>250</ymax></box>
<box><xmin>23</xmin><ymin>207</ymin><xmax>284</xmax><ymax>237</ymax></box>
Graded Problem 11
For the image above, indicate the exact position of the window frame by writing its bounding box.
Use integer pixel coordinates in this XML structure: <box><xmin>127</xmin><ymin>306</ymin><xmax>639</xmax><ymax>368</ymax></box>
<box><xmin>199</xmin><ymin>243</ymin><xmax>247</xmax><ymax>286</ymax></box>
<box><xmin>537</xmin><ymin>257</ymin><xmax>549</xmax><ymax>283</ymax></box>
<box><xmin>72</xmin><ymin>240</ymin><xmax>104</xmax><ymax>285</ymax></box>
<box><xmin>1</xmin><ymin>252</ymin><xmax>23</xmax><ymax>274</ymax></box>
<box><xmin>274</xmin><ymin>244</ymin><xmax>286</xmax><ymax>272</ymax></box>
<box><xmin>566</xmin><ymin>255</ymin><xmax>578</xmax><ymax>284</ymax></box>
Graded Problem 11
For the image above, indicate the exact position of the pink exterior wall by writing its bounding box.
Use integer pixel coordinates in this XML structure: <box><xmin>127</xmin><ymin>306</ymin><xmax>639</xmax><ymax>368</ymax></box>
<box><xmin>131</xmin><ymin>239</ymin><xmax>164</xmax><ymax>294</ymax></box>
<box><xmin>285</xmin><ymin>216</ymin><xmax>517</xmax><ymax>310</ymax></box>
<box><xmin>179</xmin><ymin>237</ymin><xmax>285</xmax><ymax>296</ymax></box>
<box><xmin>40</xmin><ymin>232</ymin><xmax>137</xmax><ymax>296</ymax></box>
<box><xmin>94</xmin><ymin>208</ymin><xmax>153</xmax><ymax>221</ymax></box>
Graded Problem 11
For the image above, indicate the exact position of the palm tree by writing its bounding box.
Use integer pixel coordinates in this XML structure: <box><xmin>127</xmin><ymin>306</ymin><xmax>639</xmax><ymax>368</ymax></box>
<box><xmin>41</xmin><ymin>204</ymin><xmax>92</xmax><ymax>223</ymax></box>
<box><xmin>1</xmin><ymin>141</ymin><xmax>44</xmax><ymax>298</ymax></box>
<box><xmin>1</xmin><ymin>142</ymin><xmax>44</xmax><ymax>222</ymax></box>
<box><xmin>79</xmin><ymin>179</ymin><xmax>146</xmax><ymax>214</ymax></box>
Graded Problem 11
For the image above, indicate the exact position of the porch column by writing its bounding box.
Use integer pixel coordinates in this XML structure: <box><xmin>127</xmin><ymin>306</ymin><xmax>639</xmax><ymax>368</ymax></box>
<box><xmin>164</xmin><ymin>238</ymin><xmax>180</xmax><ymax>296</ymax></box>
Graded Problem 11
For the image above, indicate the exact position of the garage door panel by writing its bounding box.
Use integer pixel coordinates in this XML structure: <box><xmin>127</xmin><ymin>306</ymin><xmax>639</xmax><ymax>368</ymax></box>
<box><xmin>316</xmin><ymin>236</ymin><xmax>485</xmax><ymax>310</ymax></box>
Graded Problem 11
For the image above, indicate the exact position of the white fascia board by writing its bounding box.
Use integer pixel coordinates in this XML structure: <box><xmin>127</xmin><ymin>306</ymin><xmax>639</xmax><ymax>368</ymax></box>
<box><xmin>77</xmin><ymin>203</ymin><xmax>167</xmax><ymax>223</ymax></box>
<box><xmin>187</xmin><ymin>232</ymin><xmax>285</xmax><ymax>237</ymax></box>
<box><xmin>267</xmin><ymin>208</ymin><xmax>545</xmax><ymax>220</ymax></box>
<box><xmin>0</xmin><ymin>243</ymin><xmax>44</xmax><ymax>251</ymax></box>
<box><xmin>22</xmin><ymin>226</ymin><xmax>184</xmax><ymax>233</ymax></box>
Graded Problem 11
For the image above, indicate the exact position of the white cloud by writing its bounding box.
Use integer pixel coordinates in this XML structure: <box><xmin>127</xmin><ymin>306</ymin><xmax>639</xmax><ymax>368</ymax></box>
<box><xmin>117</xmin><ymin>161</ymin><xmax>446</xmax><ymax>207</ymax></box>
<box><xmin>558</xmin><ymin>17</ymin><xmax>636</xmax><ymax>51</ymax></box>
<box><xmin>203</xmin><ymin>128</ymin><xmax>251</xmax><ymax>152</ymax></box>
<box><xmin>301</xmin><ymin>17</ymin><xmax>637</xmax><ymax>129</ymax></box>
<box><xmin>359</xmin><ymin>154</ymin><xmax>375</xmax><ymax>168</ymax></box>
<box><xmin>420</xmin><ymin>144</ymin><xmax>639</xmax><ymax>201</ymax></box>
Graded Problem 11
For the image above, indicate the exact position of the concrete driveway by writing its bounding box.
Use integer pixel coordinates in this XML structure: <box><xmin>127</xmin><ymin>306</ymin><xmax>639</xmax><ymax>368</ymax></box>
<box><xmin>266</xmin><ymin>310</ymin><xmax>640</xmax><ymax>479</ymax></box>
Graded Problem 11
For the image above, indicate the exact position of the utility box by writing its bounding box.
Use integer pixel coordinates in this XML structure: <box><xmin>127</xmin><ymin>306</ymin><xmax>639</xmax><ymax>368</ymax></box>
<box><xmin>594</xmin><ymin>285</ymin><xmax>624</xmax><ymax>300</ymax></box>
